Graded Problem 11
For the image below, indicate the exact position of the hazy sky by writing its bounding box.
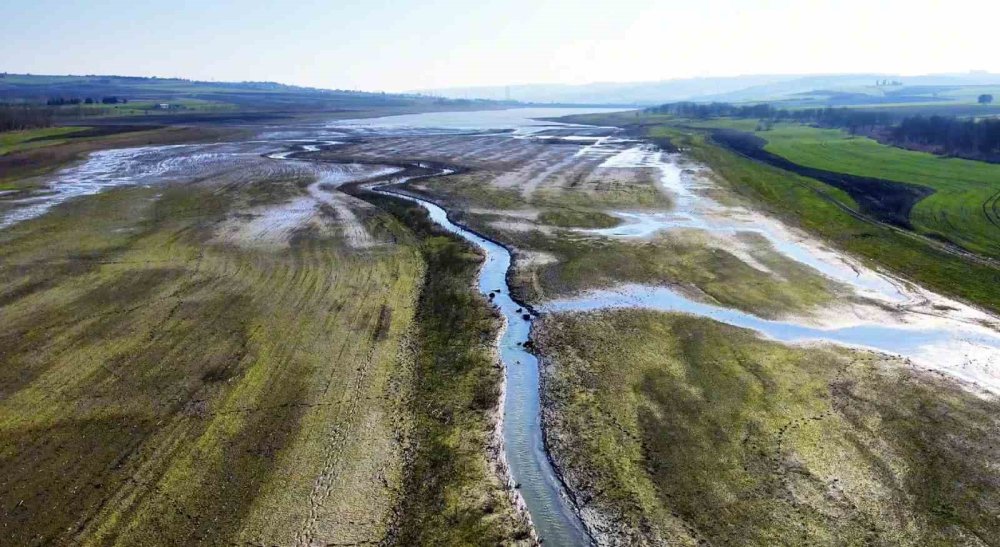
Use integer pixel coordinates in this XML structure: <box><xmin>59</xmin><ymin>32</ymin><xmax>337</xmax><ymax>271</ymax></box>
<box><xmin>3</xmin><ymin>0</ymin><xmax>998</xmax><ymax>91</ymax></box>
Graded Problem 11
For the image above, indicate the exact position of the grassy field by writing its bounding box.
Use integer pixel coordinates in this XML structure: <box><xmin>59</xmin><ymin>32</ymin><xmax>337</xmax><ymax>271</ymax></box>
<box><xmin>45</xmin><ymin>98</ymin><xmax>239</xmax><ymax>119</ymax></box>
<box><xmin>536</xmin><ymin>309</ymin><xmax>1000</xmax><ymax>545</ymax></box>
<box><xmin>0</xmin><ymin>126</ymin><xmax>88</xmax><ymax>154</ymax></box>
<box><xmin>754</xmin><ymin>123</ymin><xmax>1000</xmax><ymax>257</ymax></box>
<box><xmin>0</xmin><ymin>73</ymin><xmax>512</xmax><ymax>123</ymax></box>
<box><xmin>537</xmin><ymin>208</ymin><xmax>622</xmax><ymax>229</ymax></box>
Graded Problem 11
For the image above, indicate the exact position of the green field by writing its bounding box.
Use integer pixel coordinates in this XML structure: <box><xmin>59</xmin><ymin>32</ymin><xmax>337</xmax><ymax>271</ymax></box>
<box><xmin>0</xmin><ymin>73</ymin><xmax>510</xmax><ymax>122</ymax></box>
<box><xmin>0</xmin><ymin>126</ymin><xmax>88</xmax><ymax>154</ymax></box>
<box><xmin>758</xmin><ymin>124</ymin><xmax>1000</xmax><ymax>257</ymax></box>
<box><xmin>45</xmin><ymin>98</ymin><xmax>239</xmax><ymax>118</ymax></box>
<box><xmin>537</xmin><ymin>309</ymin><xmax>1000</xmax><ymax>545</ymax></box>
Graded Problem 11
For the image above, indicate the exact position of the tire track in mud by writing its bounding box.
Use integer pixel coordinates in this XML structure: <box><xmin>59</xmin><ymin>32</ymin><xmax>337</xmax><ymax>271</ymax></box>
<box><xmin>291</xmin><ymin>256</ymin><xmax>409</xmax><ymax>546</ymax></box>
<box><xmin>982</xmin><ymin>188</ymin><xmax>1000</xmax><ymax>231</ymax></box>
<box><xmin>2</xmin><ymin>139</ymin><xmax>426</xmax><ymax>545</ymax></box>
<box><xmin>229</xmin><ymin>150</ymin><xmax>413</xmax><ymax>544</ymax></box>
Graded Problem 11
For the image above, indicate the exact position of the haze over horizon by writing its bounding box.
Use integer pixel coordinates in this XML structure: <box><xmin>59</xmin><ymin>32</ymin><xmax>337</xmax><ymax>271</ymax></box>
<box><xmin>3</xmin><ymin>0</ymin><xmax>999</xmax><ymax>93</ymax></box>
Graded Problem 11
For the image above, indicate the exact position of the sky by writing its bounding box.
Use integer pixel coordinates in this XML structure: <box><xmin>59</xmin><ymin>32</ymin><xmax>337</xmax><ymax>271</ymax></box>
<box><xmin>3</xmin><ymin>0</ymin><xmax>999</xmax><ymax>92</ymax></box>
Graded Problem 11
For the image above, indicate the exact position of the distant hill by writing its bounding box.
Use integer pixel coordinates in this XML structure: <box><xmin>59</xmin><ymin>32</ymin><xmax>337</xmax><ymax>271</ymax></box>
<box><xmin>0</xmin><ymin>73</ymin><xmax>502</xmax><ymax>113</ymax></box>
<box><xmin>418</xmin><ymin>72</ymin><xmax>1000</xmax><ymax>106</ymax></box>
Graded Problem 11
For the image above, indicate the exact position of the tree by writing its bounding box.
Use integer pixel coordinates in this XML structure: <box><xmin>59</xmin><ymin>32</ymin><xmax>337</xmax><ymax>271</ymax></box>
<box><xmin>979</xmin><ymin>94</ymin><xmax>994</xmax><ymax>105</ymax></box>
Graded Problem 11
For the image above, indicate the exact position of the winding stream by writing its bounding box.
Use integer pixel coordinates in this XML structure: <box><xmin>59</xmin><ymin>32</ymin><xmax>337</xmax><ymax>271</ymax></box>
<box><xmin>369</xmin><ymin>180</ymin><xmax>593</xmax><ymax>546</ymax></box>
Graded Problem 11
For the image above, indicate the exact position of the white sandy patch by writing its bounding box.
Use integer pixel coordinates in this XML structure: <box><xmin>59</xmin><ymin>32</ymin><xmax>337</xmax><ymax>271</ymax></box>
<box><xmin>215</xmin><ymin>197</ymin><xmax>319</xmax><ymax>248</ymax></box>
<box><xmin>515</xmin><ymin>250</ymin><xmax>559</xmax><ymax>267</ymax></box>
<box><xmin>488</xmin><ymin>219</ymin><xmax>550</xmax><ymax>234</ymax></box>
<box><xmin>307</xmin><ymin>182</ymin><xmax>377</xmax><ymax>249</ymax></box>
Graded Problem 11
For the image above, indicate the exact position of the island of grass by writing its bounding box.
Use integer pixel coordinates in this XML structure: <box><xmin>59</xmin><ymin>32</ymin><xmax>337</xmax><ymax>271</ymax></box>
<box><xmin>535</xmin><ymin>309</ymin><xmax>1000</xmax><ymax>545</ymax></box>
<box><xmin>538</xmin><ymin>208</ymin><xmax>623</xmax><ymax>229</ymax></box>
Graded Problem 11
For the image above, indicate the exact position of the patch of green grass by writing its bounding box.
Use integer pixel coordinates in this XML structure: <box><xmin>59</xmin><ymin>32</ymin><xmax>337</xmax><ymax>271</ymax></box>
<box><xmin>536</xmin><ymin>310</ymin><xmax>1000</xmax><ymax>545</ymax></box>
<box><xmin>533</xmin><ymin>181</ymin><xmax>671</xmax><ymax>210</ymax></box>
<box><xmin>538</xmin><ymin>208</ymin><xmax>621</xmax><ymax>229</ymax></box>
<box><xmin>679</xmin><ymin>130</ymin><xmax>1000</xmax><ymax>312</ymax></box>
<box><xmin>418</xmin><ymin>172</ymin><xmax>530</xmax><ymax>210</ymax></box>
<box><xmin>0</xmin><ymin>126</ymin><xmax>87</xmax><ymax>155</ymax></box>
<box><xmin>757</xmin><ymin>123</ymin><xmax>1000</xmax><ymax>257</ymax></box>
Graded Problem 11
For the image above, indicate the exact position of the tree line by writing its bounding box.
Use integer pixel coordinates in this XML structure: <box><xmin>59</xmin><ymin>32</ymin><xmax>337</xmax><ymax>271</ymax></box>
<box><xmin>0</xmin><ymin>105</ymin><xmax>55</xmax><ymax>132</ymax></box>
<box><xmin>46</xmin><ymin>96</ymin><xmax>128</xmax><ymax>105</ymax></box>
<box><xmin>891</xmin><ymin>116</ymin><xmax>1000</xmax><ymax>157</ymax></box>
<box><xmin>648</xmin><ymin>101</ymin><xmax>1000</xmax><ymax>158</ymax></box>
<box><xmin>646</xmin><ymin>102</ymin><xmax>896</xmax><ymax>132</ymax></box>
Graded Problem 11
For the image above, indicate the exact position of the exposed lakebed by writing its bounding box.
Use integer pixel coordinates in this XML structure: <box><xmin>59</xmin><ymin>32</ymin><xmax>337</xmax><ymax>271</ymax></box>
<box><xmin>6</xmin><ymin>107</ymin><xmax>1000</xmax><ymax>545</ymax></box>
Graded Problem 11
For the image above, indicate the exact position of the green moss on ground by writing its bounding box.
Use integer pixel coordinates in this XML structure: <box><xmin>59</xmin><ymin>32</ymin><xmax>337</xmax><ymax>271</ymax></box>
<box><xmin>536</xmin><ymin>310</ymin><xmax>1000</xmax><ymax>546</ymax></box>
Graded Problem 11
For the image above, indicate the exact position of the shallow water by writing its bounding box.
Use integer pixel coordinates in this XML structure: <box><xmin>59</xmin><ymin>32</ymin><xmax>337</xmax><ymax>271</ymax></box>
<box><xmin>327</xmin><ymin>107</ymin><xmax>624</xmax><ymax>137</ymax></box>
<box><xmin>553</xmin><ymin>137</ymin><xmax>1000</xmax><ymax>391</ymax></box>
<box><xmin>1</xmin><ymin>138</ymin><xmax>384</xmax><ymax>231</ymax></box>
<box><xmin>0</xmin><ymin>144</ymin><xmax>248</xmax><ymax>229</ymax></box>
<box><xmin>580</xmin><ymin>142</ymin><xmax>909</xmax><ymax>301</ymax></box>
<box><xmin>542</xmin><ymin>284</ymin><xmax>1000</xmax><ymax>393</ymax></box>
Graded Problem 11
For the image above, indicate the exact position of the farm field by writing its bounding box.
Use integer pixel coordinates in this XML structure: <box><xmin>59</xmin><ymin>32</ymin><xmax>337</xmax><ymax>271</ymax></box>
<box><xmin>754</xmin><ymin>123</ymin><xmax>1000</xmax><ymax>257</ymax></box>
<box><xmin>0</xmin><ymin>126</ymin><xmax>89</xmax><ymax>154</ymax></box>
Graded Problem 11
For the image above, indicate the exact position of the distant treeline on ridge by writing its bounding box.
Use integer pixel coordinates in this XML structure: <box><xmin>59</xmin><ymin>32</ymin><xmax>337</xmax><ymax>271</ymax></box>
<box><xmin>649</xmin><ymin>101</ymin><xmax>1000</xmax><ymax>160</ymax></box>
